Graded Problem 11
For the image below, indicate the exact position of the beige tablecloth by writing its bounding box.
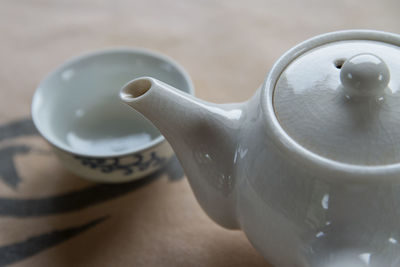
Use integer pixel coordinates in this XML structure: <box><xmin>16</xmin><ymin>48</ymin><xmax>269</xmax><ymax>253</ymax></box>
<box><xmin>0</xmin><ymin>0</ymin><xmax>399</xmax><ymax>266</ymax></box>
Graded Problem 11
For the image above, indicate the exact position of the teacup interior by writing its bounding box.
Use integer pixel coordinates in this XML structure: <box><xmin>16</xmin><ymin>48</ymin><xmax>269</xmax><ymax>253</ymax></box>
<box><xmin>33</xmin><ymin>49</ymin><xmax>192</xmax><ymax>156</ymax></box>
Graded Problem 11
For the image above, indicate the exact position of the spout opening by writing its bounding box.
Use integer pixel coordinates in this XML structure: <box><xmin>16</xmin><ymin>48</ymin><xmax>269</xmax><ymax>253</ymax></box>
<box><xmin>120</xmin><ymin>78</ymin><xmax>152</xmax><ymax>101</ymax></box>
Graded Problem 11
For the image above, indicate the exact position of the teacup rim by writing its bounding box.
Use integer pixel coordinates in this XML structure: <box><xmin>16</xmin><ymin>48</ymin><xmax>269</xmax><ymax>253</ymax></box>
<box><xmin>31</xmin><ymin>47</ymin><xmax>195</xmax><ymax>158</ymax></box>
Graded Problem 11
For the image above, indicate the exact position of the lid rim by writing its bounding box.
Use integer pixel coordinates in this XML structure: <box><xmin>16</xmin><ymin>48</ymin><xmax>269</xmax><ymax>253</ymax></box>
<box><xmin>261</xmin><ymin>29</ymin><xmax>400</xmax><ymax>180</ymax></box>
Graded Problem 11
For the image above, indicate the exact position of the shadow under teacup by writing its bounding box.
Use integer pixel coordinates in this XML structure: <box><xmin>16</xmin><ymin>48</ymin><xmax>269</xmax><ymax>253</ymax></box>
<box><xmin>32</xmin><ymin>48</ymin><xmax>194</xmax><ymax>183</ymax></box>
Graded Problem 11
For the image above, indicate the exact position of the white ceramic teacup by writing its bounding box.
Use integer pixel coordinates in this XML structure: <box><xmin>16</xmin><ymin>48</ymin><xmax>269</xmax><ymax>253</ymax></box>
<box><xmin>32</xmin><ymin>48</ymin><xmax>194</xmax><ymax>183</ymax></box>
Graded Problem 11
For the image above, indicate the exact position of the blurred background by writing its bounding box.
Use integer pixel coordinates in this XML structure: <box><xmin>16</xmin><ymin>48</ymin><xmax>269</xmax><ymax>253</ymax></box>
<box><xmin>0</xmin><ymin>0</ymin><xmax>399</xmax><ymax>266</ymax></box>
<box><xmin>2</xmin><ymin>0</ymin><xmax>400</xmax><ymax>119</ymax></box>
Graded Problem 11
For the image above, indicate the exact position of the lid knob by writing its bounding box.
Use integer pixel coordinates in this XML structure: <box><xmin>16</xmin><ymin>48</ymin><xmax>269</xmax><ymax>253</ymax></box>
<box><xmin>340</xmin><ymin>53</ymin><xmax>390</xmax><ymax>98</ymax></box>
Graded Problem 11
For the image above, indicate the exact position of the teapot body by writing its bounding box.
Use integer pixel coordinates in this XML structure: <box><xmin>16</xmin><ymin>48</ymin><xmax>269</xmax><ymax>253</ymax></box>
<box><xmin>234</xmin><ymin>88</ymin><xmax>400</xmax><ymax>266</ymax></box>
<box><xmin>121</xmin><ymin>30</ymin><xmax>400</xmax><ymax>267</ymax></box>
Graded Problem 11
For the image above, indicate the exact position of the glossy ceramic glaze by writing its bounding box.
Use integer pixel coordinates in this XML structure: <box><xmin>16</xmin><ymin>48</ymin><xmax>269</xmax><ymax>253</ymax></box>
<box><xmin>274</xmin><ymin>40</ymin><xmax>400</xmax><ymax>166</ymax></box>
<box><xmin>121</xmin><ymin>31</ymin><xmax>400</xmax><ymax>266</ymax></box>
<box><xmin>32</xmin><ymin>48</ymin><xmax>194</xmax><ymax>182</ymax></box>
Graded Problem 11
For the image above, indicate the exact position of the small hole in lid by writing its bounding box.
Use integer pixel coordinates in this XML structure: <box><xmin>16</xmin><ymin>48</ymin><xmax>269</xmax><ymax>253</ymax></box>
<box><xmin>334</xmin><ymin>59</ymin><xmax>346</xmax><ymax>69</ymax></box>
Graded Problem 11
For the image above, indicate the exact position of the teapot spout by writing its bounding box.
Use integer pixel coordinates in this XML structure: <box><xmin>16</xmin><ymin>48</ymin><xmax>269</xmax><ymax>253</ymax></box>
<box><xmin>120</xmin><ymin>77</ymin><xmax>245</xmax><ymax>229</ymax></box>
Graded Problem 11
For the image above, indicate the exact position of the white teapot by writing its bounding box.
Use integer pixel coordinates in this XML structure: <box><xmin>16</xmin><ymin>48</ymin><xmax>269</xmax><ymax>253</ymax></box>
<box><xmin>120</xmin><ymin>30</ymin><xmax>400</xmax><ymax>267</ymax></box>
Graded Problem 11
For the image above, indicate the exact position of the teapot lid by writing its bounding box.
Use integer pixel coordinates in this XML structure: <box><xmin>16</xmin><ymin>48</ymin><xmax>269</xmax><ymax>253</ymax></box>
<box><xmin>273</xmin><ymin>31</ymin><xmax>400</xmax><ymax>166</ymax></box>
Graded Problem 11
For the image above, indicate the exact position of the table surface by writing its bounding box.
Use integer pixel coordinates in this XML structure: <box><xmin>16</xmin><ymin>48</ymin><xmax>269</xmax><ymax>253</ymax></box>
<box><xmin>1</xmin><ymin>0</ymin><xmax>399</xmax><ymax>266</ymax></box>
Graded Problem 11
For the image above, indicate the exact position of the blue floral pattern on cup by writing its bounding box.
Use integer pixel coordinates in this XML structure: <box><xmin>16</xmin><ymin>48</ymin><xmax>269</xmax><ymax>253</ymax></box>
<box><xmin>74</xmin><ymin>152</ymin><xmax>166</xmax><ymax>175</ymax></box>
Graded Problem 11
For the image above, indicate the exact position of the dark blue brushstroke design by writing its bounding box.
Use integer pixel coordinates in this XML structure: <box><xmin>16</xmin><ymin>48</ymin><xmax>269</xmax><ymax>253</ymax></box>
<box><xmin>0</xmin><ymin>118</ymin><xmax>38</xmax><ymax>142</ymax></box>
<box><xmin>0</xmin><ymin>145</ymin><xmax>31</xmax><ymax>188</ymax></box>
<box><xmin>0</xmin><ymin>117</ymin><xmax>184</xmax><ymax>265</ymax></box>
<box><xmin>0</xmin><ymin>156</ymin><xmax>182</xmax><ymax>217</ymax></box>
<box><xmin>0</xmin><ymin>216</ymin><xmax>109</xmax><ymax>266</ymax></box>
<box><xmin>74</xmin><ymin>151</ymin><xmax>166</xmax><ymax>175</ymax></box>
